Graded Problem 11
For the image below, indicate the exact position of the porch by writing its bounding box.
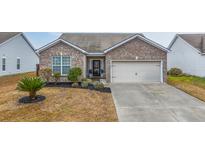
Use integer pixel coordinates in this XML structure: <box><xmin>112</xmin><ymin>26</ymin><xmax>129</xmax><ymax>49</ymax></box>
<box><xmin>86</xmin><ymin>56</ymin><xmax>106</xmax><ymax>79</ymax></box>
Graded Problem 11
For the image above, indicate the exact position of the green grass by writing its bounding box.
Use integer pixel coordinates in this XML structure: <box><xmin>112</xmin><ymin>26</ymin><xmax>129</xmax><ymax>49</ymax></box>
<box><xmin>168</xmin><ymin>75</ymin><xmax>205</xmax><ymax>102</ymax></box>
<box><xmin>168</xmin><ymin>75</ymin><xmax>205</xmax><ymax>89</ymax></box>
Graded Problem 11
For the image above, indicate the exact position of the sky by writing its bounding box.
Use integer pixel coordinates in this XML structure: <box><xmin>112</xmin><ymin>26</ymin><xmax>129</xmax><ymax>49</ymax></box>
<box><xmin>24</xmin><ymin>32</ymin><xmax>176</xmax><ymax>50</ymax></box>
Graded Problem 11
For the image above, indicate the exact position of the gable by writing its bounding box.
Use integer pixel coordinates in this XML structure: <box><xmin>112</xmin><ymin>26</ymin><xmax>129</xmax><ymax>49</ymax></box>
<box><xmin>60</xmin><ymin>33</ymin><xmax>138</xmax><ymax>53</ymax></box>
<box><xmin>170</xmin><ymin>35</ymin><xmax>201</xmax><ymax>54</ymax></box>
<box><xmin>0</xmin><ymin>34</ymin><xmax>39</xmax><ymax>68</ymax></box>
<box><xmin>104</xmin><ymin>35</ymin><xmax>169</xmax><ymax>54</ymax></box>
<box><xmin>179</xmin><ymin>34</ymin><xmax>204</xmax><ymax>51</ymax></box>
<box><xmin>38</xmin><ymin>33</ymin><xmax>169</xmax><ymax>55</ymax></box>
<box><xmin>106</xmin><ymin>37</ymin><xmax>167</xmax><ymax>57</ymax></box>
<box><xmin>38</xmin><ymin>39</ymin><xmax>88</xmax><ymax>54</ymax></box>
<box><xmin>169</xmin><ymin>34</ymin><xmax>205</xmax><ymax>54</ymax></box>
<box><xmin>39</xmin><ymin>41</ymin><xmax>86</xmax><ymax>56</ymax></box>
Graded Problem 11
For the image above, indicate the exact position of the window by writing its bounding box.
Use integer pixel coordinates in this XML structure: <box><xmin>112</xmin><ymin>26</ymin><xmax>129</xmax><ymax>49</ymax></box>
<box><xmin>52</xmin><ymin>56</ymin><xmax>61</xmax><ymax>74</ymax></box>
<box><xmin>62</xmin><ymin>56</ymin><xmax>71</xmax><ymax>75</ymax></box>
<box><xmin>17</xmin><ymin>58</ymin><xmax>20</xmax><ymax>70</ymax></box>
<box><xmin>2</xmin><ymin>57</ymin><xmax>6</xmax><ymax>71</ymax></box>
<box><xmin>52</xmin><ymin>56</ymin><xmax>71</xmax><ymax>75</ymax></box>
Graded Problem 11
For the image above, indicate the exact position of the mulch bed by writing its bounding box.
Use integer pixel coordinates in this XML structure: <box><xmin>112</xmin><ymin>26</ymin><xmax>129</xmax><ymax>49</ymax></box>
<box><xmin>45</xmin><ymin>82</ymin><xmax>111</xmax><ymax>93</ymax></box>
<box><xmin>19</xmin><ymin>95</ymin><xmax>46</xmax><ymax>104</ymax></box>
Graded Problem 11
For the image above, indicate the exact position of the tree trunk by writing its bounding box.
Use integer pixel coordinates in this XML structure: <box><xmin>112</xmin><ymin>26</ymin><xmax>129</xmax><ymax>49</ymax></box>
<box><xmin>29</xmin><ymin>91</ymin><xmax>36</xmax><ymax>99</ymax></box>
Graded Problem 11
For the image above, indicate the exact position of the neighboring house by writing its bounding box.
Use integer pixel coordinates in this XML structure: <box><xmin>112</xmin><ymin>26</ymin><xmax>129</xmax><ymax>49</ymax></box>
<box><xmin>168</xmin><ymin>33</ymin><xmax>205</xmax><ymax>77</ymax></box>
<box><xmin>38</xmin><ymin>33</ymin><xmax>168</xmax><ymax>83</ymax></box>
<box><xmin>0</xmin><ymin>32</ymin><xmax>39</xmax><ymax>76</ymax></box>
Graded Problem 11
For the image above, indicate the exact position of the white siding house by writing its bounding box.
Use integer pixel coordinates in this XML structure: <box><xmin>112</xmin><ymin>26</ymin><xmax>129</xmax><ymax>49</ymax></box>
<box><xmin>0</xmin><ymin>33</ymin><xmax>39</xmax><ymax>76</ymax></box>
<box><xmin>168</xmin><ymin>34</ymin><xmax>205</xmax><ymax>77</ymax></box>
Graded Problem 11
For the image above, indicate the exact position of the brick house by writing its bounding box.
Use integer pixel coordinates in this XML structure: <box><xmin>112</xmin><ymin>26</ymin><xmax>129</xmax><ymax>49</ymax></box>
<box><xmin>38</xmin><ymin>33</ymin><xmax>168</xmax><ymax>83</ymax></box>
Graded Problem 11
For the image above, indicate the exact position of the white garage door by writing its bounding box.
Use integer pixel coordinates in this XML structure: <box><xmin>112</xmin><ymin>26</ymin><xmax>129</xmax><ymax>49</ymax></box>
<box><xmin>111</xmin><ymin>61</ymin><xmax>161</xmax><ymax>83</ymax></box>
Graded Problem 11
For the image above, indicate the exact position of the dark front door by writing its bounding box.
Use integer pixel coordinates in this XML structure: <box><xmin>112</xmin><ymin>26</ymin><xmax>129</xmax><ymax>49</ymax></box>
<box><xmin>93</xmin><ymin>60</ymin><xmax>101</xmax><ymax>76</ymax></box>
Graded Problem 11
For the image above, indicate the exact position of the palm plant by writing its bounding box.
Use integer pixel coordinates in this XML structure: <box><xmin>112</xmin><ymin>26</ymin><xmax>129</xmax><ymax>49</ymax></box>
<box><xmin>17</xmin><ymin>77</ymin><xmax>45</xmax><ymax>99</ymax></box>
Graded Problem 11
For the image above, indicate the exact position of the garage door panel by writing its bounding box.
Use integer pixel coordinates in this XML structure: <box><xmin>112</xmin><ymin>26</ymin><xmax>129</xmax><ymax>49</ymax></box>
<box><xmin>112</xmin><ymin>61</ymin><xmax>161</xmax><ymax>83</ymax></box>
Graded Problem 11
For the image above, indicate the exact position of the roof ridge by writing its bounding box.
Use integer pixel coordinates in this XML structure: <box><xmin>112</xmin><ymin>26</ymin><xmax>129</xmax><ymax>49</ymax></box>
<box><xmin>60</xmin><ymin>33</ymin><xmax>143</xmax><ymax>53</ymax></box>
<box><xmin>38</xmin><ymin>33</ymin><xmax>169</xmax><ymax>54</ymax></box>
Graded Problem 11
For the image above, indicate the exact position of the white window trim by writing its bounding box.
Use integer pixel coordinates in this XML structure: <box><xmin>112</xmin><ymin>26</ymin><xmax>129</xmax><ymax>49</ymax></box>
<box><xmin>17</xmin><ymin>57</ymin><xmax>21</xmax><ymax>70</ymax></box>
<box><xmin>52</xmin><ymin>56</ymin><xmax>61</xmax><ymax>75</ymax></box>
<box><xmin>62</xmin><ymin>56</ymin><xmax>71</xmax><ymax>76</ymax></box>
<box><xmin>52</xmin><ymin>55</ymin><xmax>71</xmax><ymax>76</ymax></box>
<box><xmin>2</xmin><ymin>56</ymin><xmax>6</xmax><ymax>72</ymax></box>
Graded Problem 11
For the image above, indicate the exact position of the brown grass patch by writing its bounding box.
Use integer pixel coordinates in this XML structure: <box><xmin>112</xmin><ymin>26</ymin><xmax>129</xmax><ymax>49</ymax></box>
<box><xmin>0</xmin><ymin>73</ymin><xmax>118</xmax><ymax>122</ymax></box>
<box><xmin>168</xmin><ymin>76</ymin><xmax>205</xmax><ymax>102</ymax></box>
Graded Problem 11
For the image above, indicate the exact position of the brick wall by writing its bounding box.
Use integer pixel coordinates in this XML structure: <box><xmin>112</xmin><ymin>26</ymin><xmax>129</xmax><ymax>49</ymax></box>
<box><xmin>105</xmin><ymin>38</ymin><xmax>167</xmax><ymax>82</ymax></box>
<box><xmin>39</xmin><ymin>42</ymin><xmax>86</xmax><ymax>78</ymax></box>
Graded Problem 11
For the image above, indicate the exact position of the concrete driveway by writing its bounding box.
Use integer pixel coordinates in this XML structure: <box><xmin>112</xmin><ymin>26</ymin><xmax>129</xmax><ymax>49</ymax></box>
<box><xmin>111</xmin><ymin>83</ymin><xmax>205</xmax><ymax>122</ymax></box>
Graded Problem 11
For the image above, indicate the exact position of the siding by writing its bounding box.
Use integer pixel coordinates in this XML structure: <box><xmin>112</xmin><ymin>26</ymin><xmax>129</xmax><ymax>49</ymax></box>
<box><xmin>168</xmin><ymin>37</ymin><xmax>205</xmax><ymax>76</ymax></box>
<box><xmin>0</xmin><ymin>35</ymin><xmax>39</xmax><ymax>76</ymax></box>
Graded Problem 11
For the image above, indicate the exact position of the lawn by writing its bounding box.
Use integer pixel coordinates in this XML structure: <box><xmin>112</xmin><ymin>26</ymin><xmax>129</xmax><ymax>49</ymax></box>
<box><xmin>0</xmin><ymin>73</ymin><xmax>118</xmax><ymax>122</ymax></box>
<box><xmin>167</xmin><ymin>75</ymin><xmax>205</xmax><ymax>102</ymax></box>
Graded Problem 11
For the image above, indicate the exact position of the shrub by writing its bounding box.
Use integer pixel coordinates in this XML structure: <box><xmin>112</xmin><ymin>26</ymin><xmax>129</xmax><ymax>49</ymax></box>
<box><xmin>72</xmin><ymin>82</ymin><xmax>79</xmax><ymax>88</ymax></box>
<box><xmin>68</xmin><ymin>67</ymin><xmax>82</xmax><ymax>82</ymax></box>
<box><xmin>17</xmin><ymin>77</ymin><xmax>45</xmax><ymax>99</ymax></box>
<box><xmin>53</xmin><ymin>73</ymin><xmax>61</xmax><ymax>83</ymax></box>
<box><xmin>182</xmin><ymin>73</ymin><xmax>192</xmax><ymax>77</ymax></box>
<box><xmin>81</xmin><ymin>81</ymin><xmax>89</xmax><ymax>88</ymax></box>
<box><xmin>40</xmin><ymin>68</ymin><xmax>52</xmax><ymax>82</ymax></box>
<box><xmin>168</xmin><ymin>68</ymin><xmax>183</xmax><ymax>76</ymax></box>
<box><xmin>82</xmin><ymin>78</ymin><xmax>92</xmax><ymax>83</ymax></box>
<box><xmin>93</xmin><ymin>81</ymin><xmax>104</xmax><ymax>90</ymax></box>
<box><xmin>82</xmin><ymin>78</ymin><xmax>87</xmax><ymax>82</ymax></box>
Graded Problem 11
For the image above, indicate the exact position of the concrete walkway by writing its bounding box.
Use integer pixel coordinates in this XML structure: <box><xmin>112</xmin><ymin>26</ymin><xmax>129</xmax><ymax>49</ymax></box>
<box><xmin>111</xmin><ymin>83</ymin><xmax>205</xmax><ymax>122</ymax></box>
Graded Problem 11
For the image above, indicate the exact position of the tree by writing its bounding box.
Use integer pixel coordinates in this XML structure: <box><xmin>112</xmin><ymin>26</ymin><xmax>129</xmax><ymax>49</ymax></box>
<box><xmin>17</xmin><ymin>77</ymin><xmax>45</xmax><ymax>99</ymax></box>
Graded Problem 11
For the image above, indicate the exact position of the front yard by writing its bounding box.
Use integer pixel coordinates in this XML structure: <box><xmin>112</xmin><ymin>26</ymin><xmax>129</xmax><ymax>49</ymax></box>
<box><xmin>0</xmin><ymin>73</ymin><xmax>118</xmax><ymax>122</ymax></box>
<box><xmin>168</xmin><ymin>75</ymin><xmax>205</xmax><ymax>102</ymax></box>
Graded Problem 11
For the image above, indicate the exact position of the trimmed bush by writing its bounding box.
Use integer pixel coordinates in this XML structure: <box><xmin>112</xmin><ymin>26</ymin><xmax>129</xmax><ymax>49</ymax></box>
<box><xmin>40</xmin><ymin>68</ymin><xmax>52</xmax><ymax>82</ymax></box>
<box><xmin>68</xmin><ymin>67</ymin><xmax>82</xmax><ymax>82</ymax></box>
<box><xmin>72</xmin><ymin>82</ymin><xmax>79</xmax><ymax>88</ymax></box>
<box><xmin>53</xmin><ymin>73</ymin><xmax>61</xmax><ymax>83</ymax></box>
<box><xmin>93</xmin><ymin>81</ymin><xmax>104</xmax><ymax>90</ymax></box>
<box><xmin>81</xmin><ymin>81</ymin><xmax>89</xmax><ymax>88</ymax></box>
<box><xmin>168</xmin><ymin>68</ymin><xmax>183</xmax><ymax>76</ymax></box>
<box><xmin>82</xmin><ymin>78</ymin><xmax>92</xmax><ymax>83</ymax></box>
<box><xmin>182</xmin><ymin>73</ymin><xmax>192</xmax><ymax>77</ymax></box>
<box><xmin>17</xmin><ymin>77</ymin><xmax>45</xmax><ymax>99</ymax></box>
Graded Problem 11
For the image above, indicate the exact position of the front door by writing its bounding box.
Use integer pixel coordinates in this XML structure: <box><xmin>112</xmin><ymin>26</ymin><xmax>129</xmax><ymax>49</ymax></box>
<box><xmin>93</xmin><ymin>60</ymin><xmax>101</xmax><ymax>76</ymax></box>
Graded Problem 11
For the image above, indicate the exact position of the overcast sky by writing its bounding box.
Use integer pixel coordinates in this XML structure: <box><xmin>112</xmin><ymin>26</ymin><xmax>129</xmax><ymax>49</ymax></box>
<box><xmin>24</xmin><ymin>32</ymin><xmax>176</xmax><ymax>49</ymax></box>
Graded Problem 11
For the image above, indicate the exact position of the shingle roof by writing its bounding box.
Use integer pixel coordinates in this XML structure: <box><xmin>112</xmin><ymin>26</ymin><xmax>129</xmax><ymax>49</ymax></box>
<box><xmin>60</xmin><ymin>33</ymin><xmax>143</xmax><ymax>53</ymax></box>
<box><xmin>178</xmin><ymin>33</ymin><xmax>205</xmax><ymax>52</ymax></box>
<box><xmin>0</xmin><ymin>32</ymin><xmax>21</xmax><ymax>44</ymax></box>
